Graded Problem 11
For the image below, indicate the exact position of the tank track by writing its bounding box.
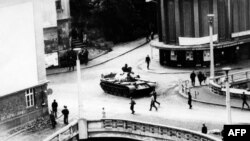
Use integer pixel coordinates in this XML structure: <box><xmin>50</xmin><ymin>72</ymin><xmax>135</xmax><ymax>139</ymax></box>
<box><xmin>100</xmin><ymin>82</ymin><xmax>132</xmax><ymax>97</ymax></box>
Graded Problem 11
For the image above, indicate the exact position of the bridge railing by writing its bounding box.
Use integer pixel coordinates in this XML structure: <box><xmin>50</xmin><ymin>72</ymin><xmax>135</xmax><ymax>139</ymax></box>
<box><xmin>43</xmin><ymin>120</ymin><xmax>78</xmax><ymax>141</ymax></box>
<box><xmin>44</xmin><ymin>118</ymin><xmax>221</xmax><ymax>141</ymax></box>
<box><xmin>88</xmin><ymin>118</ymin><xmax>221</xmax><ymax>141</ymax></box>
<box><xmin>210</xmin><ymin>69</ymin><xmax>250</xmax><ymax>97</ymax></box>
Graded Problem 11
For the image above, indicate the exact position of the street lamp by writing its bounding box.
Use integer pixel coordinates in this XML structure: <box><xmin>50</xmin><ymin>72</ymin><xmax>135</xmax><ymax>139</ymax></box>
<box><xmin>73</xmin><ymin>48</ymin><xmax>83</xmax><ymax>118</ymax></box>
<box><xmin>222</xmin><ymin>67</ymin><xmax>232</xmax><ymax>124</ymax></box>
<box><xmin>73</xmin><ymin>48</ymin><xmax>88</xmax><ymax>139</ymax></box>
<box><xmin>208</xmin><ymin>14</ymin><xmax>215</xmax><ymax>79</ymax></box>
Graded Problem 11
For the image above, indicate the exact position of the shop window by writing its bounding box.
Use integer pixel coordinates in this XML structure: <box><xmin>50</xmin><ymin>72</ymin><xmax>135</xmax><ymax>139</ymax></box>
<box><xmin>170</xmin><ymin>50</ymin><xmax>177</xmax><ymax>61</ymax></box>
<box><xmin>186</xmin><ymin>51</ymin><xmax>193</xmax><ymax>61</ymax></box>
<box><xmin>56</xmin><ymin>0</ymin><xmax>62</xmax><ymax>10</ymax></box>
<box><xmin>203</xmin><ymin>50</ymin><xmax>210</xmax><ymax>61</ymax></box>
<box><xmin>25</xmin><ymin>88</ymin><xmax>34</xmax><ymax>108</ymax></box>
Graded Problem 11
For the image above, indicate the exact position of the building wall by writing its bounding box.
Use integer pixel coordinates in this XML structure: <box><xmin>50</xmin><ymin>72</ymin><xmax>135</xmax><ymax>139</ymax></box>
<box><xmin>159</xmin><ymin>0</ymin><xmax>250</xmax><ymax>44</ymax></box>
<box><xmin>0</xmin><ymin>85</ymin><xmax>48</xmax><ymax>130</ymax></box>
<box><xmin>0</xmin><ymin>0</ymin><xmax>49</xmax><ymax>129</ymax></box>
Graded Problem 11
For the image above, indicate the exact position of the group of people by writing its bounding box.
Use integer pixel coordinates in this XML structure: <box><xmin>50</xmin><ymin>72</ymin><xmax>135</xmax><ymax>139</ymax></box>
<box><xmin>66</xmin><ymin>48</ymin><xmax>89</xmax><ymax>71</ymax></box>
<box><xmin>78</xmin><ymin>48</ymin><xmax>89</xmax><ymax>65</ymax></box>
<box><xmin>50</xmin><ymin>100</ymin><xmax>69</xmax><ymax>129</ymax></box>
<box><xmin>129</xmin><ymin>90</ymin><xmax>160</xmax><ymax>114</ymax></box>
<box><xmin>190</xmin><ymin>70</ymin><xmax>207</xmax><ymax>87</ymax></box>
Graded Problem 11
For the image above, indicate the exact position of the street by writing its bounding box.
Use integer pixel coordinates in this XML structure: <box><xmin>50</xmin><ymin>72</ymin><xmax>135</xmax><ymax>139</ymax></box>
<box><xmin>48</xmin><ymin>43</ymin><xmax>250</xmax><ymax>129</ymax></box>
<box><xmin>7</xmin><ymin>42</ymin><xmax>250</xmax><ymax>141</ymax></box>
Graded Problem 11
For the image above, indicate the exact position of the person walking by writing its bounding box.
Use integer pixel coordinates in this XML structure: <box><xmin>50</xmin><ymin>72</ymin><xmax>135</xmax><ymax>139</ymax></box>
<box><xmin>201</xmin><ymin>123</ymin><xmax>208</xmax><ymax>134</ymax></box>
<box><xmin>188</xmin><ymin>92</ymin><xmax>192</xmax><ymax>109</ymax></box>
<box><xmin>62</xmin><ymin>106</ymin><xmax>69</xmax><ymax>125</ymax></box>
<box><xmin>130</xmin><ymin>97</ymin><xmax>136</xmax><ymax>114</ymax></box>
<box><xmin>152</xmin><ymin>90</ymin><xmax>160</xmax><ymax>106</ymax></box>
<box><xmin>49</xmin><ymin>111</ymin><xmax>57</xmax><ymax>129</ymax></box>
<box><xmin>149</xmin><ymin>95</ymin><xmax>158</xmax><ymax>111</ymax></box>
<box><xmin>52</xmin><ymin>100</ymin><xmax>58</xmax><ymax>118</ymax></box>
<box><xmin>242</xmin><ymin>92</ymin><xmax>250</xmax><ymax>110</ymax></box>
<box><xmin>190</xmin><ymin>71</ymin><xmax>196</xmax><ymax>87</ymax></box>
<box><xmin>145</xmin><ymin>55</ymin><xmax>151</xmax><ymax>70</ymax></box>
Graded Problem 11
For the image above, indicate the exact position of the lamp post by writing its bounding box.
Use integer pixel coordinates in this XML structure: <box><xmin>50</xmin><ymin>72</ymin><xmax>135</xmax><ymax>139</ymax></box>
<box><xmin>73</xmin><ymin>48</ymin><xmax>83</xmax><ymax>118</ymax></box>
<box><xmin>74</xmin><ymin>48</ymin><xmax>88</xmax><ymax>140</ymax></box>
<box><xmin>222</xmin><ymin>67</ymin><xmax>232</xmax><ymax>124</ymax></box>
<box><xmin>208</xmin><ymin>14</ymin><xmax>215</xmax><ymax>79</ymax></box>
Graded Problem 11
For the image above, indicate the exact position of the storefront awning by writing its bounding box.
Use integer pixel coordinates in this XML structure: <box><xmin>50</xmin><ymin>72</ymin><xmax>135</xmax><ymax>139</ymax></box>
<box><xmin>150</xmin><ymin>38</ymin><xmax>250</xmax><ymax>51</ymax></box>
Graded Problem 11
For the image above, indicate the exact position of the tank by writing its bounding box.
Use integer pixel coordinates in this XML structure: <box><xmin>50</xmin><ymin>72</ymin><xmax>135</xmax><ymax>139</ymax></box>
<box><xmin>100</xmin><ymin>72</ymin><xmax>156</xmax><ymax>97</ymax></box>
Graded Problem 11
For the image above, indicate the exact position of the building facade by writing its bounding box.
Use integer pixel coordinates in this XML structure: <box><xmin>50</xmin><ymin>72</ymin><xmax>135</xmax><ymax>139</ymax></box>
<box><xmin>151</xmin><ymin>0</ymin><xmax>250</xmax><ymax>67</ymax></box>
<box><xmin>0</xmin><ymin>0</ymin><xmax>49</xmax><ymax>130</ymax></box>
<box><xmin>43</xmin><ymin>0</ymin><xmax>71</xmax><ymax>68</ymax></box>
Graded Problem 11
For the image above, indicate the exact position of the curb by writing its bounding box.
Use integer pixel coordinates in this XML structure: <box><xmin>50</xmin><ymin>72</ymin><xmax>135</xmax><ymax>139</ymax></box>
<box><xmin>47</xmin><ymin>40</ymin><xmax>149</xmax><ymax>76</ymax></box>
<box><xmin>137</xmin><ymin>61</ymin><xmax>192</xmax><ymax>74</ymax></box>
<box><xmin>177</xmin><ymin>86</ymin><xmax>246</xmax><ymax>110</ymax></box>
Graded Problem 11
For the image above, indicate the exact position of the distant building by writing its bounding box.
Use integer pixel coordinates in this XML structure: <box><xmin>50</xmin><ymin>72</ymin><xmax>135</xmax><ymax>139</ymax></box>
<box><xmin>0</xmin><ymin>0</ymin><xmax>49</xmax><ymax>130</ymax></box>
<box><xmin>43</xmin><ymin>0</ymin><xmax>71</xmax><ymax>68</ymax></box>
<box><xmin>151</xmin><ymin>0</ymin><xmax>250</xmax><ymax>67</ymax></box>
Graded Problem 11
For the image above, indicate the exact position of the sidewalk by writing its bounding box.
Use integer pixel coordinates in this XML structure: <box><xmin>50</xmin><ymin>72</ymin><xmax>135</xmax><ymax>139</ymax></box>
<box><xmin>138</xmin><ymin>57</ymin><xmax>250</xmax><ymax>74</ymax></box>
<box><xmin>179</xmin><ymin>86</ymin><xmax>250</xmax><ymax>110</ymax></box>
<box><xmin>46</xmin><ymin>38</ymin><xmax>148</xmax><ymax>75</ymax></box>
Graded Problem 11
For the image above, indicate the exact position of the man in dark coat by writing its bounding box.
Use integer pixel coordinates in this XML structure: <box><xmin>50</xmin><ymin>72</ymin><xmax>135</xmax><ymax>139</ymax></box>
<box><xmin>190</xmin><ymin>71</ymin><xmax>196</xmax><ymax>87</ymax></box>
<box><xmin>52</xmin><ymin>100</ymin><xmax>58</xmax><ymax>118</ymax></box>
<box><xmin>197</xmin><ymin>71</ymin><xmax>203</xmax><ymax>86</ymax></box>
<box><xmin>152</xmin><ymin>90</ymin><xmax>160</xmax><ymax>106</ymax></box>
<box><xmin>130</xmin><ymin>97</ymin><xmax>136</xmax><ymax>114</ymax></box>
<box><xmin>201</xmin><ymin>123</ymin><xmax>208</xmax><ymax>134</ymax></box>
<box><xmin>188</xmin><ymin>92</ymin><xmax>192</xmax><ymax>109</ymax></box>
<box><xmin>62</xmin><ymin>106</ymin><xmax>69</xmax><ymax>124</ymax></box>
<box><xmin>68</xmin><ymin>49</ymin><xmax>76</xmax><ymax>71</ymax></box>
<box><xmin>49</xmin><ymin>111</ymin><xmax>56</xmax><ymax>129</ymax></box>
<box><xmin>145</xmin><ymin>55</ymin><xmax>151</xmax><ymax>70</ymax></box>
<box><xmin>242</xmin><ymin>92</ymin><xmax>250</xmax><ymax>109</ymax></box>
<box><xmin>149</xmin><ymin>95</ymin><xmax>157</xmax><ymax>111</ymax></box>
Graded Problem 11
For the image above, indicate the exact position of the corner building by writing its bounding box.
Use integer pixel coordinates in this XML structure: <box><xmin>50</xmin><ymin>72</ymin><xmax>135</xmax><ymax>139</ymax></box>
<box><xmin>151</xmin><ymin>0</ymin><xmax>250</xmax><ymax>67</ymax></box>
<box><xmin>0</xmin><ymin>0</ymin><xmax>49</xmax><ymax>130</ymax></box>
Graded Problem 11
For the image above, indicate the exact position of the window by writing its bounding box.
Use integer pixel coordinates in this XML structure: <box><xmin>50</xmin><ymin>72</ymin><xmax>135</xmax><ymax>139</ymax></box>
<box><xmin>56</xmin><ymin>0</ymin><xmax>62</xmax><ymax>10</ymax></box>
<box><xmin>170</xmin><ymin>50</ymin><xmax>177</xmax><ymax>61</ymax></box>
<box><xmin>186</xmin><ymin>51</ymin><xmax>193</xmax><ymax>61</ymax></box>
<box><xmin>25</xmin><ymin>88</ymin><xmax>34</xmax><ymax>108</ymax></box>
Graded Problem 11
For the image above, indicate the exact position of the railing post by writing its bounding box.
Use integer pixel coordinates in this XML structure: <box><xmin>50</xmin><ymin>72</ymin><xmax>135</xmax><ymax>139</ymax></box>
<box><xmin>246</xmin><ymin>72</ymin><xmax>249</xmax><ymax>79</ymax></box>
<box><xmin>58</xmin><ymin>134</ymin><xmax>61</xmax><ymax>141</ymax></box>
<box><xmin>69</xmin><ymin>126</ymin><xmax>72</xmax><ymax>138</ymax></box>
<box><xmin>231</xmin><ymin>75</ymin><xmax>234</xmax><ymax>82</ymax></box>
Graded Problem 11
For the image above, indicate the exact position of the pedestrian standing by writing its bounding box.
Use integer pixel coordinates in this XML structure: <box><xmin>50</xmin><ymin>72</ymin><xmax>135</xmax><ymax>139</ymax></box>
<box><xmin>52</xmin><ymin>100</ymin><xmax>58</xmax><ymax>118</ymax></box>
<box><xmin>152</xmin><ymin>90</ymin><xmax>160</xmax><ymax>106</ymax></box>
<box><xmin>49</xmin><ymin>111</ymin><xmax>56</xmax><ymax>129</ymax></box>
<box><xmin>62</xmin><ymin>106</ymin><xmax>69</xmax><ymax>125</ymax></box>
<box><xmin>102</xmin><ymin>107</ymin><xmax>106</xmax><ymax>118</ymax></box>
<box><xmin>188</xmin><ymin>92</ymin><xmax>192</xmax><ymax>109</ymax></box>
<box><xmin>201</xmin><ymin>123</ymin><xmax>208</xmax><ymax>134</ymax></box>
<box><xmin>149</xmin><ymin>95</ymin><xmax>158</xmax><ymax>111</ymax></box>
<box><xmin>145</xmin><ymin>55</ymin><xmax>151</xmax><ymax>70</ymax></box>
<box><xmin>198</xmin><ymin>71</ymin><xmax>203</xmax><ymax>86</ymax></box>
<box><xmin>242</xmin><ymin>92</ymin><xmax>250</xmax><ymax>110</ymax></box>
<box><xmin>150</xmin><ymin>31</ymin><xmax>154</xmax><ymax>40</ymax></box>
<box><xmin>190</xmin><ymin>71</ymin><xmax>196</xmax><ymax>87</ymax></box>
<box><xmin>130</xmin><ymin>97</ymin><xmax>136</xmax><ymax>114</ymax></box>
